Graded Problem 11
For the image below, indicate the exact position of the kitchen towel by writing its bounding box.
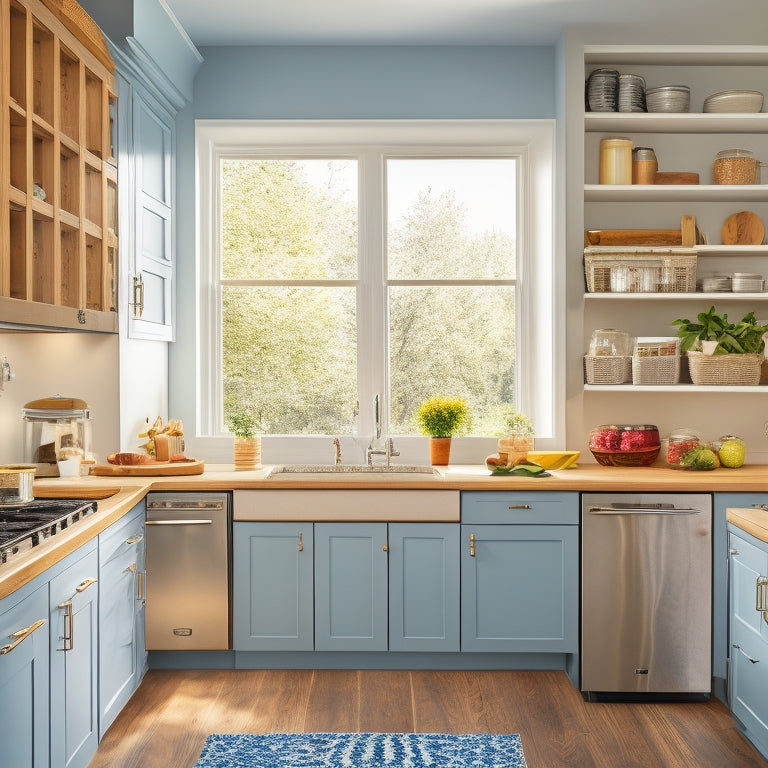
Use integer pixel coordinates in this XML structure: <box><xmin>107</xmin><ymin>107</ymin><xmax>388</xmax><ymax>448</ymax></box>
<box><xmin>193</xmin><ymin>732</ymin><xmax>527</xmax><ymax>767</ymax></box>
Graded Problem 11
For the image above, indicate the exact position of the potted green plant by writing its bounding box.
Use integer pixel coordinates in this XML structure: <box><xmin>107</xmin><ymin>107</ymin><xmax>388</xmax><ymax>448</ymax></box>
<box><xmin>672</xmin><ymin>306</ymin><xmax>768</xmax><ymax>385</ymax></box>
<box><xmin>415</xmin><ymin>396</ymin><xmax>471</xmax><ymax>465</ymax></box>
<box><xmin>497</xmin><ymin>407</ymin><xmax>535</xmax><ymax>465</ymax></box>
<box><xmin>228</xmin><ymin>413</ymin><xmax>262</xmax><ymax>470</ymax></box>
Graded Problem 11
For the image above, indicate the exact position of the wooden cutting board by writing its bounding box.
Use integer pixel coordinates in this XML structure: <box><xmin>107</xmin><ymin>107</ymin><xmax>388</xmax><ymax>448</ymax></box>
<box><xmin>90</xmin><ymin>459</ymin><xmax>205</xmax><ymax>476</ymax></box>
<box><xmin>722</xmin><ymin>211</ymin><xmax>766</xmax><ymax>245</ymax></box>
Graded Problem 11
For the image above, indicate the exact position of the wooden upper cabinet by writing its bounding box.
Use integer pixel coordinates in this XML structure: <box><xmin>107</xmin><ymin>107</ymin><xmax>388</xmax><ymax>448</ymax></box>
<box><xmin>1</xmin><ymin>0</ymin><xmax>118</xmax><ymax>331</ymax></box>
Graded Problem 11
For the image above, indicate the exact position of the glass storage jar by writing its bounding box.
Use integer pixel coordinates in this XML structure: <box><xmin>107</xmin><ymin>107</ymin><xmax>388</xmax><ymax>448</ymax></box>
<box><xmin>666</xmin><ymin>429</ymin><xmax>702</xmax><ymax>467</ymax></box>
<box><xmin>599</xmin><ymin>137</ymin><xmax>633</xmax><ymax>184</ymax></box>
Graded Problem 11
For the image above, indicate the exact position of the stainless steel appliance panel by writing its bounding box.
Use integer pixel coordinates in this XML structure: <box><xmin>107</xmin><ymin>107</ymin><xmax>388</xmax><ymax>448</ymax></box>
<box><xmin>581</xmin><ymin>493</ymin><xmax>711</xmax><ymax>698</ymax></box>
<box><xmin>145</xmin><ymin>492</ymin><xmax>230</xmax><ymax>650</ymax></box>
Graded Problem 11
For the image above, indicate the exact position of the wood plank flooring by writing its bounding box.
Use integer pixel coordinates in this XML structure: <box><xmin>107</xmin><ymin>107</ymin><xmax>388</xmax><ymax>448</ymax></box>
<box><xmin>88</xmin><ymin>669</ymin><xmax>767</xmax><ymax>768</ymax></box>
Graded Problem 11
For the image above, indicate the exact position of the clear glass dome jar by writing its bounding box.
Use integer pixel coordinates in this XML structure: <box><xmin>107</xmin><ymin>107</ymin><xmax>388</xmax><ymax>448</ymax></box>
<box><xmin>666</xmin><ymin>429</ymin><xmax>701</xmax><ymax>467</ymax></box>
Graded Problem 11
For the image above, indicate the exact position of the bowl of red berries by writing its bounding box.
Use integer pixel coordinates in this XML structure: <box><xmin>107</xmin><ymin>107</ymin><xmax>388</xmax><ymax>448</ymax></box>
<box><xmin>589</xmin><ymin>424</ymin><xmax>661</xmax><ymax>466</ymax></box>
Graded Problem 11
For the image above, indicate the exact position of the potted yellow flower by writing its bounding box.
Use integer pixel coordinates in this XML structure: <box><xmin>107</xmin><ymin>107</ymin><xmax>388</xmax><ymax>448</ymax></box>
<box><xmin>415</xmin><ymin>396</ymin><xmax>471</xmax><ymax>465</ymax></box>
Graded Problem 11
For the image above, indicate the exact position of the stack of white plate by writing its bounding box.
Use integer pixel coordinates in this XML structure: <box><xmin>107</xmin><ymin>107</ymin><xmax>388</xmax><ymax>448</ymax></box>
<box><xmin>731</xmin><ymin>272</ymin><xmax>764</xmax><ymax>292</ymax></box>
<box><xmin>646</xmin><ymin>85</ymin><xmax>690</xmax><ymax>113</ymax></box>
<box><xmin>618</xmin><ymin>73</ymin><xmax>646</xmax><ymax>112</ymax></box>
<box><xmin>704</xmin><ymin>90</ymin><xmax>764</xmax><ymax>113</ymax></box>
<box><xmin>587</xmin><ymin>69</ymin><xmax>619</xmax><ymax>111</ymax></box>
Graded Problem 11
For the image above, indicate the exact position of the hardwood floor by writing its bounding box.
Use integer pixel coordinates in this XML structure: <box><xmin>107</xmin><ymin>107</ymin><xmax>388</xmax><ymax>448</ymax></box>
<box><xmin>88</xmin><ymin>669</ymin><xmax>767</xmax><ymax>768</ymax></box>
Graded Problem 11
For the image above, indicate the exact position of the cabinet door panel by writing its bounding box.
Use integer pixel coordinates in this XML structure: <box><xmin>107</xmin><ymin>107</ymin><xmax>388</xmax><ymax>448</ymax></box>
<box><xmin>233</xmin><ymin>522</ymin><xmax>314</xmax><ymax>651</ymax></box>
<box><xmin>50</xmin><ymin>547</ymin><xmax>99</xmax><ymax>768</ymax></box>
<box><xmin>389</xmin><ymin>523</ymin><xmax>459</xmax><ymax>652</ymax></box>
<box><xmin>314</xmin><ymin>523</ymin><xmax>388</xmax><ymax>651</ymax></box>
<box><xmin>0</xmin><ymin>585</ymin><xmax>49</xmax><ymax>768</ymax></box>
<box><xmin>461</xmin><ymin>524</ymin><xmax>578</xmax><ymax>653</ymax></box>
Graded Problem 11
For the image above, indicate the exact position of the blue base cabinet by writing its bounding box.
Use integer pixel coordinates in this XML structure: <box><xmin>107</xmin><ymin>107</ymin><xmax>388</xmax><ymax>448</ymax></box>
<box><xmin>233</xmin><ymin>522</ymin><xmax>314</xmax><ymax>651</ymax></box>
<box><xmin>314</xmin><ymin>523</ymin><xmax>389</xmax><ymax>652</ymax></box>
<box><xmin>49</xmin><ymin>542</ymin><xmax>100</xmax><ymax>768</ymax></box>
<box><xmin>0</xmin><ymin>581</ymin><xmax>50</xmax><ymax>768</ymax></box>
<box><xmin>460</xmin><ymin>492</ymin><xmax>579</xmax><ymax>654</ymax></box>
<box><xmin>98</xmin><ymin>502</ymin><xmax>146</xmax><ymax>738</ymax></box>
<box><xmin>729</xmin><ymin>524</ymin><xmax>768</xmax><ymax>760</ymax></box>
<box><xmin>388</xmin><ymin>522</ymin><xmax>460</xmax><ymax>652</ymax></box>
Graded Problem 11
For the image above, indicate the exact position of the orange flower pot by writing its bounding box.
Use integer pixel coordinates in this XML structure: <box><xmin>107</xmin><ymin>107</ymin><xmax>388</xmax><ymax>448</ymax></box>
<box><xmin>429</xmin><ymin>436</ymin><xmax>452</xmax><ymax>466</ymax></box>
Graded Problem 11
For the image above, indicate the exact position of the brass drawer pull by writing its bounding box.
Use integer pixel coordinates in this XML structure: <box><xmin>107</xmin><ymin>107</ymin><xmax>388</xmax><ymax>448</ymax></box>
<box><xmin>125</xmin><ymin>534</ymin><xmax>143</xmax><ymax>545</ymax></box>
<box><xmin>0</xmin><ymin>619</ymin><xmax>46</xmax><ymax>656</ymax></box>
<box><xmin>298</xmin><ymin>532</ymin><xmax>303</xmax><ymax>552</ymax></box>
<box><xmin>469</xmin><ymin>533</ymin><xmax>475</xmax><ymax>557</ymax></box>
<box><xmin>508</xmin><ymin>504</ymin><xmax>532</xmax><ymax>510</ymax></box>
<box><xmin>76</xmin><ymin>577</ymin><xmax>98</xmax><ymax>593</ymax></box>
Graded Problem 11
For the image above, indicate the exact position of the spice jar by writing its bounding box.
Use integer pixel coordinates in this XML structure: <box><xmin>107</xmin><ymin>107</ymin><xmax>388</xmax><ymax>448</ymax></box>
<box><xmin>599</xmin><ymin>137</ymin><xmax>633</xmax><ymax>184</ymax></box>
<box><xmin>632</xmin><ymin>147</ymin><xmax>658</xmax><ymax>185</ymax></box>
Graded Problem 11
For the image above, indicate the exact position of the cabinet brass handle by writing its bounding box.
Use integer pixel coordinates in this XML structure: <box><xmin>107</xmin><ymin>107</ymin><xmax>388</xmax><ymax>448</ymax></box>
<box><xmin>729</xmin><ymin>548</ymin><xmax>740</xmax><ymax>556</ymax></box>
<box><xmin>298</xmin><ymin>532</ymin><xmax>303</xmax><ymax>552</ymax></box>
<box><xmin>733</xmin><ymin>644</ymin><xmax>760</xmax><ymax>664</ymax></box>
<box><xmin>76</xmin><ymin>577</ymin><xmax>98</xmax><ymax>593</ymax></box>
<box><xmin>0</xmin><ymin>619</ymin><xmax>46</xmax><ymax>656</ymax></box>
<box><xmin>469</xmin><ymin>532</ymin><xmax>475</xmax><ymax>557</ymax></box>
<box><xmin>757</xmin><ymin>576</ymin><xmax>768</xmax><ymax>624</ymax></box>
<box><xmin>137</xmin><ymin>571</ymin><xmax>145</xmax><ymax>601</ymax></box>
<box><xmin>508</xmin><ymin>504</ymin><xmax>531</xmax><ymax>510</ymax></box>
<box><xmin>125</xmin><ymin>534</ymin><xmax>143</xmax><ymax>545</ymax></box>
<box><xmin>59</xmin><ymin>600</ymin><xmax>74</xmax><ymax>651</ymax></box>
<box><xmin>382</xmin><ymin>544</ymin><xmax>388</xmax><ymax>552</ymax></box>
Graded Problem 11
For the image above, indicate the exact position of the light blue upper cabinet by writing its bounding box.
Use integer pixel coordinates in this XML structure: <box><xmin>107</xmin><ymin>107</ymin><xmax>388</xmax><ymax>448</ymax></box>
<box><xmin>314</xmin><ymin>523</ymin><xmax>389</xmax><ymax>652</ymax></box>
<box><xmin>729</xmin><ymin>526</ymin><xmax>768</xmax><ymax>760</ymax></box>
<box><xmin>0</xmin><ymin>581</ymin><xmax>50</xmax><ymax>768</ymax></box>
<box><xmin>388</xmin><ymin>522</ymin><xmax>460</xmax><ymax>652</ymax></box>
<box><xmin>233</xmin><ymin>522</ymin><xmax>315</xmax><ymax>651</ymax></box>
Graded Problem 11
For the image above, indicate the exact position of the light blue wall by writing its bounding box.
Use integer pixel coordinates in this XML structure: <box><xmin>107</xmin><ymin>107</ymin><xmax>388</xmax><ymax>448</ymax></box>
<box><xmin>171</xmin><ymin>45</ymin><xmax>556</xmax><ymax>437</ymax></box>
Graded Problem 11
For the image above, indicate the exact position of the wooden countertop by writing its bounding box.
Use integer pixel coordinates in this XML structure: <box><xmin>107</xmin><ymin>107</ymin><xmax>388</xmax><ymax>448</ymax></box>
<box><xmin>3</xmin><ymin>461</ymin><xmax>768</xmax><ymax>601</ymax></box>
<box><xmin>727</xmin><ymin>506</ymin><xmax>768</xmax><ymax>545</ymax></box>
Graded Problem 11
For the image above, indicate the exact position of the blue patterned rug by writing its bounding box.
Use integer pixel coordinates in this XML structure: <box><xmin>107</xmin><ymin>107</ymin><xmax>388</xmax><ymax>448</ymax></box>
<box><xmin>193</xmin><ymin>732</ymin><xmax>527</xmax><ymax>767</ymax></box>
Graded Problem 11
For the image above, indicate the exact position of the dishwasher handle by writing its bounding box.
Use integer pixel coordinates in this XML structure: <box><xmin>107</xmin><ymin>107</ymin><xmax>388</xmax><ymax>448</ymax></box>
<box><xmin>146</xmin><ymin>519</ymin><xmax>213</xmax><ymax>526</ymax></box>
<box><xmin>587</xmin><ymin>505</ymin><xmax>701</xmax><ymax>515</ymax></box>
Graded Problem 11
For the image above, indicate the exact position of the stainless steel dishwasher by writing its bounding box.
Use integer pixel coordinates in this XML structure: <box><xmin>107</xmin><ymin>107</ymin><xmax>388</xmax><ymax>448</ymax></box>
<box><xmin>581</xmin><ymin>492</ymin><xmax>711</xmax><ymax>701</ymax></box>
<box><xmin>145</xmin><ymin>492</ymin><xmax>231</xmax><ymax>650</ymax></box>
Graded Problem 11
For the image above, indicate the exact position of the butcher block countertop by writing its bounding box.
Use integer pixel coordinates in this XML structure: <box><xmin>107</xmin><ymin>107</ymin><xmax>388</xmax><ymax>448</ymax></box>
<box><xmin>727</xmin><ymin>506</ymin><xmax>768</xmax><ymax>545</ymax></box>
<box><xmin>2</xmin><ymin>462</ymin><xmax>767</xmax><ymax>600</ymax></box>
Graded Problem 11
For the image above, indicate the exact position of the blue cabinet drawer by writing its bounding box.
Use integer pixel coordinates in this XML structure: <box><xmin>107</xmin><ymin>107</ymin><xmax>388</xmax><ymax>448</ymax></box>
<box><xmin>461</xmin><ymin>491</ymin><xmax>579</xmax><ymax>525</ymax></box>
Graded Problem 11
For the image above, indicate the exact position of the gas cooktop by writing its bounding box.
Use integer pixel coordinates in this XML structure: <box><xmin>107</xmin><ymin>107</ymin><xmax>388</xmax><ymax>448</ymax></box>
<box><xmin>0</xmin><ymin>499</ymin><xmax>99</xmax><ymax>565</ymax></box>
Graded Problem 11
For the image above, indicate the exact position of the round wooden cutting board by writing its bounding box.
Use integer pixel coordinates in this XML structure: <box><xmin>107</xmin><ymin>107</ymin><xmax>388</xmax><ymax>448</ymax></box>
<box><xmin>721</xmin><ymin>211</ymin><xmax>766</xmax><ymax>245</ymax></box>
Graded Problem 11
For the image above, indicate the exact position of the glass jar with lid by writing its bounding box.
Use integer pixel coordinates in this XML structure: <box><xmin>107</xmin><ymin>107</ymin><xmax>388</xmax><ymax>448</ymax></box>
<box><xmin>666</xmin><ymin>428</ymin><xmax>701</xmax><ymax>467</ymax></box>
<box><xmin>713</xmin><ymin>149</ymin><xmax>759</xmax><ymax>185</ymax></box>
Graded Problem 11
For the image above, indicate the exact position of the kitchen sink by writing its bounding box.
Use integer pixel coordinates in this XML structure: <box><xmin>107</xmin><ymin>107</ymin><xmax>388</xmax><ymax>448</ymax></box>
<box><xmin>267</xmin><ymin>464</ymin><xmax>439</xmax><ymax>477</ymax></box>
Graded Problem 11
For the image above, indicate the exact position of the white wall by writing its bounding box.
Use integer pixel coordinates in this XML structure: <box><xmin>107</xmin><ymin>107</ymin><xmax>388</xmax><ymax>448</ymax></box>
<box><xmin>0</xmin><ymin>332</ymin><xmax>120</xmax><ymax>464</ymax></box>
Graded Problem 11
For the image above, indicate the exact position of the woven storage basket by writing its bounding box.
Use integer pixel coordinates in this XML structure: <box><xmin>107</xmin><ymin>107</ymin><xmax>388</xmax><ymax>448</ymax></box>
<box><xmin>687</xmin><ymin>351</ymin><xmax>763</xmax><ymax>385</ymax></box>
<box><xmin>584</xmin><ymin>355</ymin><xmax>632</xmax><ymax>385</ymax></box>
<box><xmin>632</xmin><ymin>355</ymin><xmax>681</xmax><ymax>385</ymax></box>
<box><xmin>584</xmin><ymin>247</ymin><xmax>697</xmax><ymax>293</ymax></box>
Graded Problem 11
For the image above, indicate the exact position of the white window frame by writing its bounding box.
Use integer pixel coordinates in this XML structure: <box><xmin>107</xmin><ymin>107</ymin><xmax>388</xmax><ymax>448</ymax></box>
<box><xmin>195</xmin><ymin>120</ymin><xmax>560</xmax><ymax>465</ymax></box>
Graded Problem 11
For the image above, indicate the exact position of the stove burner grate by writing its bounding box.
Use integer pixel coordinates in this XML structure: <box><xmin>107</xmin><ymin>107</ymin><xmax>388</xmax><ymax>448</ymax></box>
<box><xmin>0</xmin><ymin>499</ymin><xmax>98</xmax><ymax>564</ymax></box>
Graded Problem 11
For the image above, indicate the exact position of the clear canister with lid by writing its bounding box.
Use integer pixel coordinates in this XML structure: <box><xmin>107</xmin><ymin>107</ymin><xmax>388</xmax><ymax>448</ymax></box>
<box><xmin>599</xmin><ymin>136</ymin><xmax>633</xmax><ymax>184</ymax></box>
<box><xmin>713</xmin><ymin>149</ymin><xmax>759</xmax><ymax>185</ymax></box>
<box><xmin>632</xmin><ymin>147</ymin><xmax>658</xmax><ymax>185</ymax></box>
<box><xmin>22</xmin><ymin>395</ymin><xmax>92</xmax><ymax>476</ymax></box>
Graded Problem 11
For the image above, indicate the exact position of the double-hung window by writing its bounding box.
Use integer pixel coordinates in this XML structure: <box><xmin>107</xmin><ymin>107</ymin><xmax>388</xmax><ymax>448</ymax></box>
<box><xmin>197</xmin><ymin>121</ymin><xmax>558</xmax><ymax>462</ymax></box>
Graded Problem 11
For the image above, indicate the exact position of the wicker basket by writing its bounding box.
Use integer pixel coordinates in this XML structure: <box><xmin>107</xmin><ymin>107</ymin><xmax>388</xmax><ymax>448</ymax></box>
<box><xmin>584</xmin><ymin>247</ymin><xmax>697</xmax><ymax>293</ymax></box>
<box><xmin>634</xmin><ymin>337</ymin><xmax>680</xmax><ymax>357</ymax></box>
<box><xmin>632</xmin><ymin>355</ymin><xmax>681</xmax><ymax>385</ymax></box>
<box><xmin>687</xmin><ymin>351</ymin><xmax>763</xmax><ymax>385</ymax></box>
<box><xmin>584</xmin><ymin>355</ymin><xmax>632</xmax><ymax>384</ymax></box>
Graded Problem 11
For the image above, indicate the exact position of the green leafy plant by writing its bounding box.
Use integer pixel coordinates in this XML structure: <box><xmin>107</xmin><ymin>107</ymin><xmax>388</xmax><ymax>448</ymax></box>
<box><xmin>499</xmin><ymin>407</ymin><xmax>535</xmax><ymax>437</ymax></box>
<box><xmin>227</xmin><ymin>413</ymin><xmax>258</xmax><ymax>438</ymax></box>
<box><xmin>672</xmin><ymin>306</ymin><xmax>768</xmax><ymax>355</ymax></box>
<box><xmin>415</xmin><ymin>396</ymin><xmax>471</xmax><ymax>438</ymax></box>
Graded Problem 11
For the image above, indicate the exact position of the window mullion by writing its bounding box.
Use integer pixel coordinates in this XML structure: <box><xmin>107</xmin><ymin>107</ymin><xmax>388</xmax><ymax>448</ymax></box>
<box><xmin>357</xmin><ymin>148</ymin><xmax>387</xmax><ymax>440</ymax></box>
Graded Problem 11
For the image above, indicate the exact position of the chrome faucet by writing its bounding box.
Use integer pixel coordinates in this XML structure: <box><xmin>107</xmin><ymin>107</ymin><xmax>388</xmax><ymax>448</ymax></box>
<box><xmin>366</xmin><ymin>395</ymin><xmax>399</xmax><ymax>466</ymax></box>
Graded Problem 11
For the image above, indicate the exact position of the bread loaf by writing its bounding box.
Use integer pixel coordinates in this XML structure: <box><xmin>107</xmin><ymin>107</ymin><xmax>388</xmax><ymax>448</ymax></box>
<box><xmin>107</xmin><ymin>452</ymin><xmax>154</xmax><ymax>465</ymax></box>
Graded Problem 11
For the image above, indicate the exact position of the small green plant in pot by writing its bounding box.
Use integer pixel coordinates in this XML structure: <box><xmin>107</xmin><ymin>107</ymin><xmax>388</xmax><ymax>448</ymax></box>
<box><xmin>415</xmin><ymin>396</ymin><xmax>471</xmax><ymax>465</ymax></box>
<box><xmin>672</xmin><ymin>306</ymin><xmax>768</xmax><ymax>355</ymax></box>
<box><xmin>497</xmin><ymin>407</ymin><xmax>535</xmax><ymax>465</ymax></box>
<box><xmin>228</xmin><ymin>413</ymin><xmax>262</xmax><ymax>470</ymax></box>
